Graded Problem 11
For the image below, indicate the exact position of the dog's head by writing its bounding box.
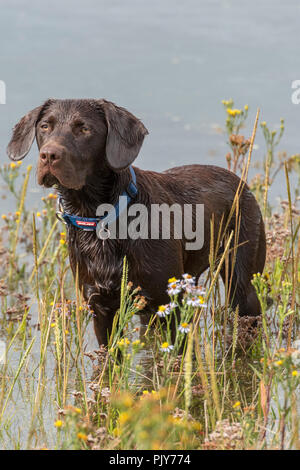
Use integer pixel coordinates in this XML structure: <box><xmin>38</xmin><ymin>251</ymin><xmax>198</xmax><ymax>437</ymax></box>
<box><xmin>7</xmin><ymin>99</ymin><xmax>148</xmax><ymax>190</ymax></box>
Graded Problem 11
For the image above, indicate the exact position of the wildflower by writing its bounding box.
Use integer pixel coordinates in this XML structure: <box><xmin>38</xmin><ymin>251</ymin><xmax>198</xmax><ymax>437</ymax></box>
<box><xmin>119</xmin><ymin>411</ymin><xmax>130</xmax><ymax>425</ymax></box>
<box><xmin>178</xmin><ymin>322</ymin><xmax>190</xmax><ymax>334</ymax></box>
<box><xmin>59</xmin><ymin>239</ymin><xmax>66</xmax><ymax>245</ymax></box>
<box><xmin>181</xmin><ymin>274</ymin><xmax>196</xmax><ymax>290</ymax></box>
<box><xmin>1</xmin><ymin>215</ymin><xmax>7</xmax><ymax>220</ymax></box>
<box><xmin>233</xmin><ymin>401</ymin><xmax>241</xmax><ymax>409</ymax></box>
<box><xmin>65</xmin><ymin>329</ymin><xmax>69</xmax><ymax>335</ymax></box>
<box><xmin>160</xmin><ymin>342</ymin><xmax>174</xmax><ymax>352</ymax></box>
<box><xmin>50</xmin><ymin>322</ymin><xmax>56</xmax><ymax>328</ymax></box>
<box><xmin>168</xmin><ymin>301</ymin><xmax>177</xmax><ymax>310</ymax></box>
<box><xmin>75</xmin><ymin>407</ymin><xmax>82</xmax><ymax>414</ymax></box>
<box><xmin>10</xmin><ymin>162</ymin><xmax>17</xmax><ymax>169</ymax></box>
<box><xmin>167</xmin><ymin>283</ymin><xmax>181</xmax><ymax>296</ymax></box>
<box><xmin>117</xmin><ymin>338</ymin><xmax>130</xmax><ymax>347</ymax></box>
<box><xmin>54</xmin><ymin>420</ymin><xmax>63</xmax><ymax>428</ymax></box>
<box><xmin>156</xmin><ymin>304</ymin><xmax>170</xmax><ymax>317</ymax></box>
<box><xmin>17</xmin><ymin>161</ymin><xmax>22</xmax><ymax>166</ymax></box>
<box><xmin>77</xmin><ymin>432</ymin><xmax>88</xmax><ymax>442</ymax></box>
<box><xmin>275</xmin><ymin>360</ymin><xmax>283</xmax><ymax>366</ymax></box>
<box><xmin>27</xmin><ymin>165</ymin><xmax>33</xmax><ymax>171</ymax></box>
<box><xmin>15</xmin><ymin>211</ymin><xmax>21</xmax><ymax>217</ymax></box>
<box><xmin>292</xmin><ymin>370</ymin><xmax>298</xmax><ymax>377</ymax></box>
<box><xmin>122</xmin><ymin>395</ymin><xmax>133</xmax><ymax>408</ymax></box>
<box><xmin>168</xmin><ymin>277</ymin><xmax>178</xmax><ymax>284</ymax></box>
<box><xmin>244</xmin><ymin>104</ymin><xmax>249</xmax><ymax>111</ymax></box>
<box><xmin>182</xmin><ymin>273</ymin><xmax>194</xmax><ymax>283</ymax></box>
<box><xmin>186</xmin><ymin>295</ymin><xmax>207</xmax><ymax>308</ymax></box>
<box><xmin>227</xmin><ymin>108</ymin><xmax>241</xmax><ymax>117</ymax></box>
<box><xmin>142</xmin><ymin>390</ymin><xmax>149</xmax><ymax>396</ymax></box>
<box><xmin>36</xmin><ymin>212</ymin><xmax>41</xmax><ymax>218</ymax></box>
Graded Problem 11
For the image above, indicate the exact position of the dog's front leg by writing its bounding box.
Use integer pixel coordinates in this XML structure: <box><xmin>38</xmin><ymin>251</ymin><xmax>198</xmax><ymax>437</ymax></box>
<box><xmin>83</xmin><ymin>284</ymin><xmax>117</xmax><ymax>347</ymax></box>
<box><xmin>92</xmin><ymin>307</ymin><xmax>115</xmax><ymax>347</ymax></box>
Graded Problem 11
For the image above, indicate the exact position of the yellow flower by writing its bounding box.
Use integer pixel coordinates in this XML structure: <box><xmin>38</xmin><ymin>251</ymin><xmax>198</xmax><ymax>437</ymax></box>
<box><xmin>292</xmin><ymin>370</ymin><xmax>298</xmax><ymax>377</ymax></box>
<box><xmin>168</xmin><ymin>277</ymin><xmax>177</xmax><ymax>284</ymax></box>
<box><xmin>54</xmin><ymin>420</ymin><xmax>63</xmax><ymax>428</ymax></box>
<box><xmin>15</xmin><ymin>211</ymin><xmax>21</xmax><ymax>217</ymax></box>
<box><xmin>233</xmin><ymin>401</ymin><xmax>241</xmax><ymax>409</ymax></box>
<box><xmin>119</xmin><ymin>412</ymin><xmax>130</xmax><ymax>425</ymax></box>
<box><xmin>50</xmin><ymin>322</ymin><xmax>56</xmax><ymax>328</ymax></box>
<box><xmin>275</xmin><ymin>360</ymin><xmax>283</xmax><ymax>366</ymax></box>
<box><xmin>227</xmin><ymin>108</ymin><xmax>241</xmax><ymax>117</ymax></box>
<box><xmin>244</xmin><ymin>104</ymin><xmax>249</xmax><ymax>111</ymax></box>
<box><xmin>1</xmin><ymin>214</ymin><xmax>7</xmax><ymax>220</ymax></box>
<box><xmin>27</xmin><ymin>165</ymin><xmax>33</xmax><ymax>171</ymax></box>
<box><xmin>10</xmin><ymin>162</ymin><xmax>17</xmax><ymax>169</ymax></box>
<box><xmin>36</xmin><ymin>212</ymin><xmax>41</xmax><ymax>218</ymax></box>
<box><xmin>60</xmin><ymin>239</ymin><xmax>66</xmax><ymax>245</ymax></box>
<box><xmin>75</xmin><ymin>407</ymin><xmax>82</xmax><ymax>414</ymax></box>
<box><xmin>65</xmin><ymin>329</ymin><xmax>69</xmax><ymax>335</ymax></box>
<box><xmin>17</xmin><ymin>161</ymin><xmax>22</xmax><ymax>166</ymax></box>
<box><xmin>77</xmin><ymin>432</ymin><xmax>88</xmax><ymax>442</ymax></box>
<box><xmin>158</xmin><ymin>305</ymin><xmax>167</xmax><ymax>312</ymax></box>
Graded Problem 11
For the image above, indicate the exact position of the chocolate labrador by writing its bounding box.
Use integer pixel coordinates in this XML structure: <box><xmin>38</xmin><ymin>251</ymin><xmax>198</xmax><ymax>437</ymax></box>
<box><xmin>7</xmin><ymin>99</ymin><xmax>266</xmax><ymax>346</ymax></box>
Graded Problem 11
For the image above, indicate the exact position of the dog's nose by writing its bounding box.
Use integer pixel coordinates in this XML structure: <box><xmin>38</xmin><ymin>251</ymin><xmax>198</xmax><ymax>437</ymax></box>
<box><xmin>39</xmin><ymin>145</ymin><xmax>63</xmax><ymax>164</ymax></box>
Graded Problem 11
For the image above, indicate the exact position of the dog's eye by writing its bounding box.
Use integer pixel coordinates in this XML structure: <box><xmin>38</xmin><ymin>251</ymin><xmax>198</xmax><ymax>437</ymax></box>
<box><xmin>40</xmin><ymin>123</ymin><xmax>49</xmax><ymax>130</ymax></box>
<box><xmin>81</xmin><ymin>126</ymin><xmax>90</xmax><ymax>134</ymax></box>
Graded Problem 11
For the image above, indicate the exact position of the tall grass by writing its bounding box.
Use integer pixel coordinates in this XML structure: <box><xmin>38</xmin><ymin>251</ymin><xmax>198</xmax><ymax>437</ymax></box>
<box><xmin>0</xmin><ymin>102</ymin><xmax>299</xmax><ymax>450</ymax></box>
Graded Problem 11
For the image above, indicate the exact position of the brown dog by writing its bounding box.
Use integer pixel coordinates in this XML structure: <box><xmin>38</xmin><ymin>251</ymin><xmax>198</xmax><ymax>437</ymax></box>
<box><xmin>7</xmin><ymin>99</ymin><xmax>266</xmax><ymax>346</ymax></box>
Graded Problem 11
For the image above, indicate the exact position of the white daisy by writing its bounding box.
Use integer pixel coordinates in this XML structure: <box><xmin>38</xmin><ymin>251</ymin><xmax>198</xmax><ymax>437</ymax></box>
<box><xmin>167</xmin><ymin>282</ymin><xmax>181</xmax><ymax>296</ymax></box>
<box><xmin>156</xmin><ymin>305</ymin><xmax>170</xmax><ymax>318</ymax></box>
<box><xmin>160</xmin><ymin>342</ymin><xmax>174</xmax><ymax>352</ymax></box>
<box><xmin>178</xmin><ymin>322</ymin><xmax>190</xmax><ymax>334</ymax></box>
<box><xmin>186</xmin><ymin>295</ymin><xmax>207</xmax><ymax>308</ymax></box>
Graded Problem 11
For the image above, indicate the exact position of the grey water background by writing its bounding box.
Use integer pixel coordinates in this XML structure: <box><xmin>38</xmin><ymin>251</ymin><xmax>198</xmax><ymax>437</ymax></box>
<box><xmin>0</xmin><ymin>0</ymin><xmax>299</xmax><ymax>212</ymax></box>
<box><xmin>0</xmin><ymin>0</ymin><xmax>299</xmax><ymax>448</ymax></box>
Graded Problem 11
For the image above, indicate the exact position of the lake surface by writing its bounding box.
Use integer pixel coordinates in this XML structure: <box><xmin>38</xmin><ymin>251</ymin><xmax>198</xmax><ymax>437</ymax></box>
<box><xmin>0</xmin><ymin>1</ymin><xmax>299</xmax><ymax>449</ymax></box>
<box><xmin>0</xmin><ymin>0</ymin><xmax>299</xmax><ymax>212</ymax></box>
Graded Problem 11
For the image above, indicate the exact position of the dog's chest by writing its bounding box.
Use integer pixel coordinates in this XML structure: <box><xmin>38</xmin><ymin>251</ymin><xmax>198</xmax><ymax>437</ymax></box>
<box><xmin>67</xmin><ymin>229</ymin><xmax>123</xmax><ymax>292</ymax></box>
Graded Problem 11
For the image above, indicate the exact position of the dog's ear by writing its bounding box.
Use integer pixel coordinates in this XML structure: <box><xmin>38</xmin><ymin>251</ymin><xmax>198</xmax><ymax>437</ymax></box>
<box><xmin>100</xmin><ymin>100</ymin><xmax>148</xmax><ymax>171</ymax></box>
<box><xmin>7</xmin><ymin>99</ymin><xmax>54</xmax><ymax>161</ymax></box>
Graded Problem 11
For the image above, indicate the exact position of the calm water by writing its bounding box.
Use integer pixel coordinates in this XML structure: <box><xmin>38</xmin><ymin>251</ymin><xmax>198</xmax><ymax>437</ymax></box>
<box><xmin>0</xmin><ymin>0</ymin><xmax>299</xmax><ymax>448</ymax></box>
<box><xmin>0</xmin><ymin>0</ymin><xmax>299</xmax><ymax>211</ymax></box>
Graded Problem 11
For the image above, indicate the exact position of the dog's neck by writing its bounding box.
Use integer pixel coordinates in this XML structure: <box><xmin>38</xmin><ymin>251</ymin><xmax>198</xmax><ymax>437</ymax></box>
<box><xmin>57</xmin><ymin>166</ymin><xmax>133</xmax><ymax>218</ymax></box>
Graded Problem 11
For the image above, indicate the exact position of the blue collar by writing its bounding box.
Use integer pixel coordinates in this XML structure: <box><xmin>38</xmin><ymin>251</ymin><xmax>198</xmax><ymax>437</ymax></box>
<box><xmin>56</xmin><ymin>166</ymin><xmax>138</xmax><ymax>232</ymax></box>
